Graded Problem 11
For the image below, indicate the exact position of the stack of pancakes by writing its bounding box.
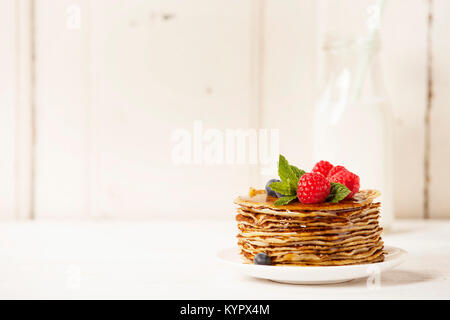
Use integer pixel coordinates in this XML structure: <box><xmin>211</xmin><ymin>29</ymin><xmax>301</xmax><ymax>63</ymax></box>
<box><xmin>234</xmin><ymin>189</ymin><xmax>384</xmax><ymax>266</ymax></box>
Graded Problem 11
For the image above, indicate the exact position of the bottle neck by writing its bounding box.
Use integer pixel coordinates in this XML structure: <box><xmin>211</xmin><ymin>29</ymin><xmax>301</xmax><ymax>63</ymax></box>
<box><xmin>319</xmin><ymin>36</ymin><xmax>386</xmax><ymax>103</ymax></box>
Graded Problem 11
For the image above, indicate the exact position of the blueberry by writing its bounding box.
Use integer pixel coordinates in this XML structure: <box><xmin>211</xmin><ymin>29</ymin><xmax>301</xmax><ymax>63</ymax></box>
<box><xmin>254</xmin><ymin>253</ymin><xmax>272</xmax><ymax>265</ymax></box>
<box><xmin>265</xmin><ymin>179</ymin><xmax>284</xmax><ymax>198</ymax></box>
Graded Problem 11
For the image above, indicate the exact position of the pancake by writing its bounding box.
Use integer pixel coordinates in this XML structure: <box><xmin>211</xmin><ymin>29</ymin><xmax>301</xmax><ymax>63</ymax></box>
<box><xmin>241</xmin><ymin>242</ymin><xmax>384</xmax><ymax>262</ymax></box>
<box><xmin>236</xmin><ymin>207</ymin><xmax>381</xmax><ymax>232</ymax></box>
<box><xmin>240</xmin><ymin>249</ymin><xmax>385</xmax><ymax>266</ymax></box>
<box><xmin>234</xmin><ymin>189</ymin><xmax>381</xmax><ymax>212</ymax></box>
<box><xmin>234</xmin><ymin>189</ymin><xmax>384</xmax><ymax>266</ymax></box>
<box><xmin>240</xmin><ymin>239</ymin><xmax>383</xmax><ymax>254</ymax></box>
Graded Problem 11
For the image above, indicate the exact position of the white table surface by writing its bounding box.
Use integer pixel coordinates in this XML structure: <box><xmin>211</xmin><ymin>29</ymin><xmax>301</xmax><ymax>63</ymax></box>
<box><xmin>0</xmin><ymin>219</ymin><xmax>449</xmax><ymax>299</ymax></box>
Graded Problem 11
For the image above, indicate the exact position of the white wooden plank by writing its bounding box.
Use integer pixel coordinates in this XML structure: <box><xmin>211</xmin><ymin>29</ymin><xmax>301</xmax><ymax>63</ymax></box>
<box><xmin>381</xmin><ymin>0</ymin><xmax>428</xmax><ymax>218</ymax></box>
<box><xmin>0</xmin><ymin>0</ymin><xmax>18</xmax><ymax>219</ymax></box>
<box><xmin>430</xmin><ymin>0</ymin><xmax>450</xmax><ymax>218</ymax></box>
<box><xmin>15</xmin><ymin>0</ymin><xmax>34</xmax><ymax>220</ymax></box>
<box><xmin>248</xmin><ymin>0</ymin><xmax>264</xmax><ymax>188</ymax></box>
<box><xmin>89</xmin><ymin>0</ymin><xmax>254</xmax><ymax>218</ymax></box>
<box><xmin>34</xmin><ymin>0</ymin><xmax>91</xmax><ymax>218</ymax></box>
<box><xmin>261</xmin><ymin>0</ymin><xmax>317</xmax><ymax>179</ymax></box>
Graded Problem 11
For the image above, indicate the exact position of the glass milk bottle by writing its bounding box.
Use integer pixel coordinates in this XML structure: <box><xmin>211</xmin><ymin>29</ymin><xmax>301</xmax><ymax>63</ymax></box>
<box><xmin>313</xmin><ymin>35</ymin><xmax>394</xmax><ymax>229</ymax></box>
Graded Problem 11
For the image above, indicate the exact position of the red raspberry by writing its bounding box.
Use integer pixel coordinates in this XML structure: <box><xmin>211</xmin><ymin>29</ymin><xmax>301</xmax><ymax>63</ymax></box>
<box><xmin>328</xmin><ymin>170</ymin><xmax>360</xmax><ymax>199</ymax></box>
<box><xmin>297</xmin><ymin>172</ymin><xmax>331</xmax><ymax>204</ymax></box>
<box><xmin>311</xmin><ymin>160</ymin><xmax>333</xmax><ymax>177</ymax></box>
<box><xmin>327</xmin><ymin>165</ymin><xmax>347</xmax><ymax>178</ymax></box>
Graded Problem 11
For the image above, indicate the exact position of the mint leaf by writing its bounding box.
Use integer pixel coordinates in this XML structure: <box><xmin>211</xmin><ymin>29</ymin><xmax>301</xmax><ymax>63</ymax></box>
<box><xmin>278</xmin><ymin>155</ymin><xmax>302</xmax><ymax>191</ymax></box>
<box><xmin>278</xmin><ymin>155</ymin><xmax>295</xmax><ymax>182</ymax></box>
<box><xmin>290</xmin><ymin>165</ymin><xmax>306</xmax><ymax>180</ymax></box>
<box><xmin>274</xmin><ymin>195</ymin><xmax>298</xmax><ymax>206</ymax></box>
<box><xmin>269</xmin><ymin>180</ymin><xmax>296</xmax><ymax>196</ymax></box>
<box><xmin>272</xmin><ymin>154</ymin><xmax>306</xmax><ymax>197</ymax></box>
<box><xmin>326</xmin><ymin>182</ymin><xmax>351</xmax><ymax>203</ymax></box>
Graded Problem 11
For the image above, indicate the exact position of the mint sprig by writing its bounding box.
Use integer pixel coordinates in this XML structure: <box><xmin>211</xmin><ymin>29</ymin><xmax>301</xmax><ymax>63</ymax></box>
<box><xmin>326</xmin><ymin>182</ymin><xmax>351</xmax><ymax>203</ymax></box>
<box><xmin>277</xmin><ymin>155</ymin><xmax>298</xmax><ymax>191</ymax></box>
<box><xmin>269</xmin><ymin>155</ymin><xmax>306</xmax><ymax>206</ymax></box>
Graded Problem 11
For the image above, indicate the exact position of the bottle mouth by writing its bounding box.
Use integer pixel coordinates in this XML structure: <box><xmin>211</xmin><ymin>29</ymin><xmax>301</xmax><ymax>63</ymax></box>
<box><xmin>322</xmin><ymin>34</ymin><xmax>380</xmax><ymax>53</ymax></box>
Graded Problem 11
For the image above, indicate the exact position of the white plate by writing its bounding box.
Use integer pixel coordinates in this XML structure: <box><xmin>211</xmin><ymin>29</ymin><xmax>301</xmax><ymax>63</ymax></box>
<box><xmin>217</xmin><ymin>246</ymin><xmax>407</xmax><ymax>284</ymax></box>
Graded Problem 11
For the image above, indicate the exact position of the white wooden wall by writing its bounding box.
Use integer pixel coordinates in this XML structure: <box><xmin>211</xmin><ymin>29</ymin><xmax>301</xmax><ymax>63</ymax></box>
<box><xmin>0</xmin><ymin>0</ymin><xmax>17</xmax><ymax>219</ymax></box>
<box><xmin>1</xmin><ymin>0</ymin><xmax>449</xmax><ymax>219</ymax></box>
<box><xmin>34</xmin><ymin>0</ymin><xmax>256</xmax><ymax>219</ymax></box>
<box><xmin>380</xmin><ymin>0</ymin><xmax>428</xmax><ymax>219</ymax></box>
<box><xmin>430</xmin><ymin>0</ymin><xmax>450</xmax><ymax>218</ymax></box>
